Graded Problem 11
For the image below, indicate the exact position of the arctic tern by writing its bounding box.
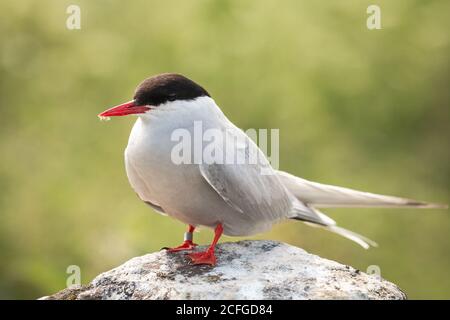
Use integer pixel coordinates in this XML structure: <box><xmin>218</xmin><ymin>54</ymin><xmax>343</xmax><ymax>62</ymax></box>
<box><xmin>99</xmin><ymin>73</ymin><xmax>444</xmax><ymax>265</ymax></box>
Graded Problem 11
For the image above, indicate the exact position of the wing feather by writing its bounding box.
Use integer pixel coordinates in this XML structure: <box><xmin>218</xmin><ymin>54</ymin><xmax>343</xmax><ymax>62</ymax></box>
<box><xmin>199</xmin><ymin>129</ymin><xmax>292</xmax><ymax>222</ymax></box>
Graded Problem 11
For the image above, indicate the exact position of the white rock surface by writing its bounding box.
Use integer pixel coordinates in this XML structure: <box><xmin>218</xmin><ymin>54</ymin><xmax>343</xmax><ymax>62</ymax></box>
<box><xmin>43</xmin><ymin>240</ymin><xmax>406</xmax><ymax>300</ymax></box>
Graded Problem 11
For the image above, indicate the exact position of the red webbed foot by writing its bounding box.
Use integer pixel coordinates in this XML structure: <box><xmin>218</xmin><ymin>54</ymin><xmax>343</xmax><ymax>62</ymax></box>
<box><xmin>163</xmin><ymin>225</ymin><xmax>197</xmax><ymax>252</ymax></box>
<box><xmin>187</xmin><ymin>250</ymin><xmax>217</xmax><ymax>266</ymax></box>
<box><xmin>166</xmin><ymin>240</ymin><xmax>197</xmax><ymax>252</ymax></box>
<box><xmin>186</xmin><ymin>223</ymin><xmax>223</xmax><ymax>266</ymax></box>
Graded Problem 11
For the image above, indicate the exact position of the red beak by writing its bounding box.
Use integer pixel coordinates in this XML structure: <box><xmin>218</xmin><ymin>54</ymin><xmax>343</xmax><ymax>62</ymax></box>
<box><xmin>98</xmin><ymin>100</ymin><xmax>151</xmax><ymax>117</ymax></box>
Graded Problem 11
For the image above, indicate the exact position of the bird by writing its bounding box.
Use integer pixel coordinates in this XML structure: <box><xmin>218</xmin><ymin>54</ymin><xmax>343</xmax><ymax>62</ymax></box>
<box><xmin>98</xmin><ymin>73</ymin><xmax>445</xmax><ymax>266</ymax></box>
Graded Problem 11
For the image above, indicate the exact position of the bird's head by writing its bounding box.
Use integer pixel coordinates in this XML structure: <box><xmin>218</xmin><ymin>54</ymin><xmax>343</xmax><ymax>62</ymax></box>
<box><xmin>98</xmin><ymin>73</ymin><xmax>210</xmax><ymax>119</ymax></box>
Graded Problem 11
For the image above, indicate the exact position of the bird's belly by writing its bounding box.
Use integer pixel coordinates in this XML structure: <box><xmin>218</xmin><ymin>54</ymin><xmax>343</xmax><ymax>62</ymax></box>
<box><xmin>125</xmin><ymin>147</ymin><xmax>273</xmax><ymax>236</ymax></box>
<box><xmin>126</xmin><ymin>142</ymin><xmax>218</xmax><ymax>223</ymax></box>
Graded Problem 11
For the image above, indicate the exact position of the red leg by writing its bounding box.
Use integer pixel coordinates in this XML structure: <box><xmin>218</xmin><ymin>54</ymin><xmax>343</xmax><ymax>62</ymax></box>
<box><xmin>165</xmin><ymin>225</ymin><xmax>198</xmax><ymax>252</ymax></box>
<box><xmin>187</xmin><ymin>223</ymin><xmax>223</xmax><ymax>266</ymax></box>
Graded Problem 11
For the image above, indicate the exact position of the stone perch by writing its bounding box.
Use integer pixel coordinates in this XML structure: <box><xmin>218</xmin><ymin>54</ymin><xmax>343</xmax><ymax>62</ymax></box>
<box><xmin>42</xmin><ymin>240</ymin><xmax>406</xmax><ymax>300</ymax></box>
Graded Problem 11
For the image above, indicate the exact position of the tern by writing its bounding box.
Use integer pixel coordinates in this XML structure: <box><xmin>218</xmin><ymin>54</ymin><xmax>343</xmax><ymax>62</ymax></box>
<box><xmin>99</xmin><ymin>73</ymin><xmax>445</xmax><ymax>265</ymax></box>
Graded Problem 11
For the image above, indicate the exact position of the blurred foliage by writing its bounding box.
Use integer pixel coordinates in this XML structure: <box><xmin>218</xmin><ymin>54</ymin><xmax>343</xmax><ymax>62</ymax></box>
<box><xmin>0</xmin><ymin>0</ymin><xmax>448</xmax><ymax>299</ymax></box>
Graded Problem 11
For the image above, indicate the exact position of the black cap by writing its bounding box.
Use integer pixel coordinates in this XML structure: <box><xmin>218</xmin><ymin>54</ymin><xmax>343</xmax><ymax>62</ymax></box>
<box><xmin>133</xmin><ymin>73</ymin><xmax>210</xmax><ymax>106</ymax></box>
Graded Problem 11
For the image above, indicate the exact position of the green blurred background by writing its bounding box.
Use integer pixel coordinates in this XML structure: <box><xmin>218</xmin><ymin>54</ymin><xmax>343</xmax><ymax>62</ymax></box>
<box><xmin>0</xmin><ymin>0</ymin><xmax>448</xmax><ymax>299</ymax></box>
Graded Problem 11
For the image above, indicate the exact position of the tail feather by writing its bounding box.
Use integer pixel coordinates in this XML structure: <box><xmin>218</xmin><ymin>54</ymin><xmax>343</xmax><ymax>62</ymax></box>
<box><xmin>278</xmin><ymin>170</ymin><xmax>447</xmax><ymax>209</ymax></box>
<box><xmin>310</xmin><ymin>223</ymin><xmax>378</xmax><ymax>249</ymax></box>
<box><xmin>292</xmin><ymin>207</ymin><xmax>377</xmax><ymax>249</ymax></box>
<box><xmin>282</xmin><ymin>170</ymin><xmax>446</xmax><ymax>249</ymax></box>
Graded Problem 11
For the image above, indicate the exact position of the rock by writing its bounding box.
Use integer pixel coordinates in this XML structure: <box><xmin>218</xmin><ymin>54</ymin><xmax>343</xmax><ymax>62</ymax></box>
<box><xmin>42</xmin><ymin>240</ymin><xmax>406</xmax><ymax>300</ymax></box>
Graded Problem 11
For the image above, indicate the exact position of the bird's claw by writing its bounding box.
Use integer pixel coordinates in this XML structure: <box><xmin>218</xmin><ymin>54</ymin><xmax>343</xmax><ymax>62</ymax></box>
<box><xmin>186</xmin><ymin>250</ymin><xmax>217</xmax><ymax>266</ymax></box>
<box><xmin>164</xmin><ymin>240</ymin><xmax>198</xmax><ymax>252</ymax></box>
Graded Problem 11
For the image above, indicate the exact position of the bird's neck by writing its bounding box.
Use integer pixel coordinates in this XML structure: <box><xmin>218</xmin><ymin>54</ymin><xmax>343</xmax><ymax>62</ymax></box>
<box><xmin>137</xmin><ymin>96</ymin><xmax>228</xmax><ymax>131</ymax></box>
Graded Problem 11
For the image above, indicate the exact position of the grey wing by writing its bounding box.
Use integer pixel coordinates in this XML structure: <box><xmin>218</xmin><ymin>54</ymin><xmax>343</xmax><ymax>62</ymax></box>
<box><xmin>199</xmin><ymin>162</ymin><xmax>291</xmax><ymax>222</ymax></box>
<box><xmin>198</xmin><ymin>129</ymin><xmax>322</xmax><ymax>223</ymax></box>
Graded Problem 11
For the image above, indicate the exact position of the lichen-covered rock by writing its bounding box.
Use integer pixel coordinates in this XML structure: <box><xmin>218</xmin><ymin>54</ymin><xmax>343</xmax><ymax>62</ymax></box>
<box><xmin>42</xmin><ymin>240</ymin><xmax>406</xmax><ymax>300</ymax></box>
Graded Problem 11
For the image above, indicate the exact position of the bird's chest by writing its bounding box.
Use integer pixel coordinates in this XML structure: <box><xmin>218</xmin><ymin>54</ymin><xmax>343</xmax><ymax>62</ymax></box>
<box><xmin>126</xmin><ymin>120</ymin><xmax>176</xmax><ymax>189</ymax></box>
<box><xmin>124</xmin><ymin>119</ymin><xmax>205</xmax><ymax>209</ymax></box>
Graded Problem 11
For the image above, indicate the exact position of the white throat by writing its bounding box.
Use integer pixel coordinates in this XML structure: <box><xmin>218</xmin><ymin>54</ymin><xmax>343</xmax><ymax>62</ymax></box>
<box><xmin>137</xmin><ymin>96</ymin><xmax>228</xmax><ymax>129</ymax></box>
